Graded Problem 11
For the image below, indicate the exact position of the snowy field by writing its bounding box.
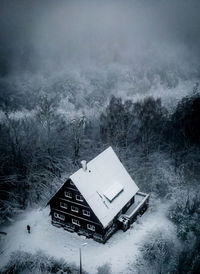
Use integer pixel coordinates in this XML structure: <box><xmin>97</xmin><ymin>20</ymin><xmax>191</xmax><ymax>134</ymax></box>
<box><xmin>0</xmin><ymin>202</ymin><xmax>176</xmax><ymax>274</ymax></box>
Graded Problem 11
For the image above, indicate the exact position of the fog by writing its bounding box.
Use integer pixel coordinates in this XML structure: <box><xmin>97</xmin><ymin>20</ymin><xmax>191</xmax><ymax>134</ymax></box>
<box><xmin>0</xmin><ymin>0</ymin><xmax>200</xmax><ymax>113</ymax></box>
<box><xmin>1</xmin><ymin>2</ymin><xmax>200</xmax><ymax>272</ymax></box>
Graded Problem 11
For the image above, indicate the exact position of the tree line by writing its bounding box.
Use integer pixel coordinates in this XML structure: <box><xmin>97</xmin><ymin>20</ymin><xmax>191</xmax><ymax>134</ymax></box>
<box><xmin>0</xmin><ymin>86</ymin><xmax>200</xmax><ymax>273</ymax></box>
<box><xmin>0</xmin><ymin>88</ymin><xmax>200</xmax><ymax>221</ymax></box>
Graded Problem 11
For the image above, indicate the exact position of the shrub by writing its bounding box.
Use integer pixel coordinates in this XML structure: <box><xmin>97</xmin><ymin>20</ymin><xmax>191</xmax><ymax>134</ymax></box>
<box><xmin>0</xmin><ymin>250</ymin><xmax>86</xmax><ymax>274</ymax></box>
<box><xmin>96</xmin><ymin>263</ymin><xmax>112</xmax><ymax>274</ymax></box>
<box><xmin>132</xmin><ymin>229</ymin><xmax>176</xmax><ymax>274</ymax></box>
<box><xmin>168</xmin><ymin>190</ymin><xmax>200</xmax><ymax>240</ymax></box>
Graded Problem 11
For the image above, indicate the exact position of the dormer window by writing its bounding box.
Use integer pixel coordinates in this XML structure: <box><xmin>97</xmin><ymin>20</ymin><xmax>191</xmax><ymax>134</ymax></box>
<box><xmin>103</xmin><ymin>182</ymin><xmax>124</xmax><ymax>202</ymax></box>
<box><xmin>76</xmin><ymin>194</ymin><xmax>83</xmax><ymax>202</ymax></box>
<box><xmin>64</xmin><ymin>191</ymin><xmax>72</xmax><ymax>199</ymax></box>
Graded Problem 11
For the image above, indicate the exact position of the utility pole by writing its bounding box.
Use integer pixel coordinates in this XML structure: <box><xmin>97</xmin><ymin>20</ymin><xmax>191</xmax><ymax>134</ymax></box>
<box><xmin>79</xmin><ymin>242</ymin><xmax>87</xmax><ymax>274</ymax></box>
<box><xmin>79</xmin><ymin>247</ymin><xmax>82</xmax><ymax>274</ymax></box>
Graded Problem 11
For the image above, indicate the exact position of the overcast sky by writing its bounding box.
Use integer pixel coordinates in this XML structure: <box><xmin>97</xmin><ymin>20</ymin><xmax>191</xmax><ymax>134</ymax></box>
<box><xmin>0</xmin><ymin>0</ymin><xmax>199</xmax><ymax>76</ymax></box>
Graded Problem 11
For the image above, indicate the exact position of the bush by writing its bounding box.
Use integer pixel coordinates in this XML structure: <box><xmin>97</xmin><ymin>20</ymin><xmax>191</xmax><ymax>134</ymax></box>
<box><xmin>96</xmin><ymin>263</ymin><xmax>112</xmax><ymax>274</ymax></box>
<box><xmin>0</xmin><ymin>250</ymin><xmax>87</xmax><ymax>274</ymax></box>
<box><xmin>168</xmin><ymin>190</ymin><xmax>200</xmax><ymax>240</ymax></box>
<box><xmin>132</xmin><ymin>229</ymin><xmax>176</xmax><ymax>274</ymax></box>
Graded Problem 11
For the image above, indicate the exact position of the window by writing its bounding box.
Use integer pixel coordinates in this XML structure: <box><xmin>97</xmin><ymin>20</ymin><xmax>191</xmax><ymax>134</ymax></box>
<box><xmin>76</xmin><ymin>194</ymin><xmax>83</xmax><ymax>202</ymax></box>
<box><xmin>72</xmin><ymin>218</ymin><xmax>80</xmax><ymax>226</ymax></box>
<box><xmin>71</xmin><ymin>206</ymin><xmax>79</xmax><ymax>213</ymax></box>
<box><xmin>64</xmin><ymin>191</ymin><xmax>72</xmax><ymax>199</ymax></box>
<box><xmin>54</xmin><ymin>212</ymin><xmax>65</xmax><ymax>221</ymax></box>
<box><xmin>82</xmin><ymin>209</ymin><xmax>90</xmax><ymax>217</ymax></box>
<box><xmin>70</xmin><ymin>181</ymin><xmax>74</xmax><ymax>186</ymax></box>
<box><xmin>60</xmin><ymin>202</ymin><xmax>67</xmax><ymax>209</ymax></box>
<box><xmin>126</xmin><ymin>201</ymin><xmax>131</xmax><ymax>208</ymax></box>
<box><xmin>87</xmin><ymin>224</ymin><xmax>95</xmax><ymax>231</ymax></box>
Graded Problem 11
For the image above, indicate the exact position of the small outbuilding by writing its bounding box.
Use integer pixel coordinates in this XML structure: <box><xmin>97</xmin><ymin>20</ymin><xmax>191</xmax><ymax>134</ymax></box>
<box><xmin>47</xmin><ymin>147</ymin><xmax>149</xmax><ymax>243</ymax></box>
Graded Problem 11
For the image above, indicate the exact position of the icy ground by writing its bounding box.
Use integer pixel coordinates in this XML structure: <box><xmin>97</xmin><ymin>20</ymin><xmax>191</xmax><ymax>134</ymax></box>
<box><xmin>0</xmin><ymin>202</ymin><xmax>176</xmax><ymax>274</ymax></box>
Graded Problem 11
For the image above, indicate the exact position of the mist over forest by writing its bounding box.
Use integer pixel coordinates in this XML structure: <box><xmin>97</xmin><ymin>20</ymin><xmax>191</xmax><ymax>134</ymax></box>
<box><xmin>1</xmin><ymin>0</ymin><xmax>200</xmax><ymax>114</ymax></box>
<box><xmin>0</xmin><ymin>0</ymin><xmax>200</xmax><ymax>273</ymax></box>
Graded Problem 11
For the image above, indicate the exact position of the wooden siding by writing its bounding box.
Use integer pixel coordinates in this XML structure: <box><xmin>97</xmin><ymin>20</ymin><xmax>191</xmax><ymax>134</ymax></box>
<box><xmin>51</xmin><ymin>208</ymin><xmax>104</xmax><ymax>235</ymax></box>
<box><xmin>49</xmin><ymin>179</ymin><xmax>104</xmax><ymax>235</ymax></box>
<box><xmin>49</xmin><ymin>178</ymin><xmax>136</xmax><ymax>242</ymax></box>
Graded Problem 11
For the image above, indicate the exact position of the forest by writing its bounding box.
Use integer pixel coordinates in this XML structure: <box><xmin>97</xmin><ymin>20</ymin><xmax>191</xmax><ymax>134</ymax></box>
<box><xmin>1</xmin><ymin>82</ymin><xmax>200</xmax><ymax>273</ymax></box>
<box><xmin>0</xmin><ymin>0</ymin><xmax>200</xmax><ymax>273</ymax></box>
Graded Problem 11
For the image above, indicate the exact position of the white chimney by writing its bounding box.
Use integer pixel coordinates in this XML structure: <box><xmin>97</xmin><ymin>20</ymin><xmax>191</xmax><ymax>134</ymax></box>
<box><xmin>81</xmin><ymin>160</ymin><xmax>87</xmax><ymax>171</ymax></box>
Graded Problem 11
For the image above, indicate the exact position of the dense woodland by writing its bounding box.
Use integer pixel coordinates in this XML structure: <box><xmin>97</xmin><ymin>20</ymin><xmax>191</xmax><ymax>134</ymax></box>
<box><xmin>0</xmin><ymin>80</ymin><xmax>200</xmax><ymax>273</ymax></box>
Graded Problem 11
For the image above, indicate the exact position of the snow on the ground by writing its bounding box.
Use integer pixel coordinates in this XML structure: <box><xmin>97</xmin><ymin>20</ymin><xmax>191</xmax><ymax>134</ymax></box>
<box><xmin>0</xmin><ymin>201</ymin><xmax>176</xmax><ymax>274</ymax></box>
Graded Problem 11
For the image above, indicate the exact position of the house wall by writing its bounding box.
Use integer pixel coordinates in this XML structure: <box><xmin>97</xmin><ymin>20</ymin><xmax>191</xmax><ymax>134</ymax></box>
<box><xmin>49</xmin><ymin>178</ymin><xmax>136</xmax><ymax>243</ymax></box>
<box><xmin>50</xmin><ymin>179</ymin><xmax>105</xmax><ymax>236</ymax></box>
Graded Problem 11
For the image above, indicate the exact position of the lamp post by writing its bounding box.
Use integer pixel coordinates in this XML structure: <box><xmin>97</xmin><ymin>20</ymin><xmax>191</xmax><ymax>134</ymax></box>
<box><xmin>79</xmin><ymin>242</ymin><xmax>87</xmax><ymax>274</ymax></box>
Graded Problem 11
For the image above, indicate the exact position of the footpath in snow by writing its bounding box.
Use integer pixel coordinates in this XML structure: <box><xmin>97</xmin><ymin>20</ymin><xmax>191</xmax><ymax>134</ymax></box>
<box><xmin>0</xmin><ymin>201</ymin><xmax>176</xmax><ymax>274</ymax></box>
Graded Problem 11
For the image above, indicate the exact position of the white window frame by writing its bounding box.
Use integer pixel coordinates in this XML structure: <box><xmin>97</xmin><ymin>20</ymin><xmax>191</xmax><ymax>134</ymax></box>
<box><xmin>71</xmin><ymin>206</ymin><xmax>79</xmax><ymax>213</ymax></box>
<box><xmin>72</xmin><ymin>218</ymin><xmax>80</xmax><ymax>226</ymax></box>
<box><xmin>64</xmin><ymin>191</ymin><xmax>72</xmax><ymax>199</ymax></box>
<box><xmin>126</xmin><ymin>199</ymin><xmax>132</xmax><ymax>208</ymax></box>
<box><xmin>87</xmin><ymin>223</ymin><xmax>95</xmax><ymax>231</ymax></box>
<box><xmin>54</xmin><ymin>212</ymin><xmax>65</xmax><ymax>221</ymax></box>
<box><xmin>82</xmin><ymin>209</ymin><xmax>90</xmax><ymax>217</ymax></box>
<box><xmin>76</xmin><ymin>194</ymin><xmax>83</xmax><ymax>202</ymax></box>
<box><xmin>60</xmin><ymin>202</ymin><xmax>67</xmax><ymax>209</ymax></box>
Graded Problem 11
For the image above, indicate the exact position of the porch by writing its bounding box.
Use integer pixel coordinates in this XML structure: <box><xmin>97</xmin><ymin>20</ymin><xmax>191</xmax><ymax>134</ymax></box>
<box><xmin>118</xmin><ymin>192</ymin><xmax>149</xmax><ymax>231</ymax></box>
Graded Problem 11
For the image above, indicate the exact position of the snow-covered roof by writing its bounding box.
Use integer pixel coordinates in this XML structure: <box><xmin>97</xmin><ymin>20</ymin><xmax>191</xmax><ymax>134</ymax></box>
<box><xmin>70</xmin><ymin>147</ymin><xmax>139</xmax><ymax>228</ymax></box>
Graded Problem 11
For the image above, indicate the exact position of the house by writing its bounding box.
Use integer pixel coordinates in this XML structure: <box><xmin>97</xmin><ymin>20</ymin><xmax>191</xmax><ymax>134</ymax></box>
<box><xmin>47</xmin><ymin>147</ymin><xmax>149</xmax><ymax>243</ymax></box>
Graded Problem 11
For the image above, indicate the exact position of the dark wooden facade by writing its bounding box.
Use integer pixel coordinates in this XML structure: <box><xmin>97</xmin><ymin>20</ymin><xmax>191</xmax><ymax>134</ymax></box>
<box><xmin>48</xmin><ymin>178</ymin><xmax>136</xmax><ymax>243</ymax></box>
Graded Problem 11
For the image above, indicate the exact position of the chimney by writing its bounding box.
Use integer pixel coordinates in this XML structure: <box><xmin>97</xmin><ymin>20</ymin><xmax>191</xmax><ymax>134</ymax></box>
<box><xmin>81</xmin><ymin>160</ymin><xmax>87</xmax><ymax>171</ymax></box>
